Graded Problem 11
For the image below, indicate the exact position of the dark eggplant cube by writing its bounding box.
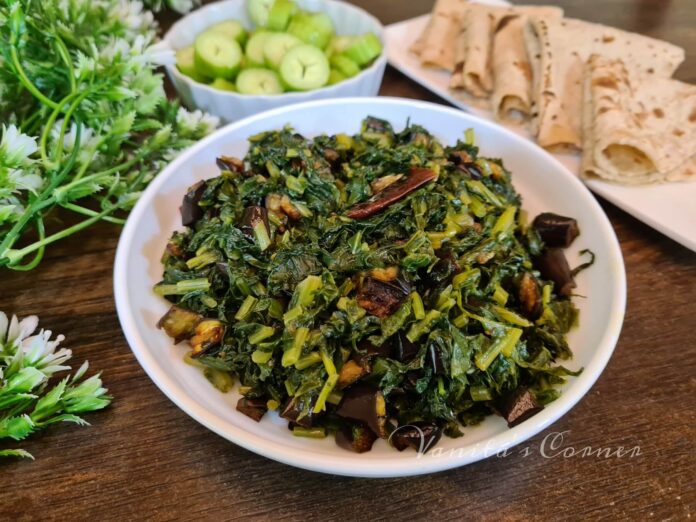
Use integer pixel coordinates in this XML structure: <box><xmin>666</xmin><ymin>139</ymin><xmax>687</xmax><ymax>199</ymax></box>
<box><xmin>363</xmin><ymin>116</ymin><xmax>391</xmax><ymax>133</ymax></box>
<box><xmin>390</xmin><ymin>423</ymin><xmax>442</xmax><ymax>453</ymax></box>
<box><xmin>239</xmin><ymin>206</ymin><xmax>270</xmax><ymax>240</ymax></box>
<box><xmin>216</xmin><ymin>155</ymin><xmax>245</xmax><ymax>173</ymax></box>
<box><xmin>427</xmin><ymin>344</ymin><xmax>446</xmax><ymax>375</ymax></box>
<box><xmin>280</xmin><ymin>397</ymin><xmax>316</xmax><ymax>428</ymax></box>
<box><xmin>533</xmin><ymin>213</ymin><xmax>580</xmax><ymax>248</ymax></box>
<box><xmin>389</xmin><ymin>332</ymin><xmax>419</xmax><ymax>363</ymax></box>
<box><xmin>337</xmin><ymin>360</ymin><xmax>369</xmax><ymax>390</ymax></box>
<box><xmin>335</xmin><ymin>383</ymin><xmax>387</xmax><ymax>438</ymax></box>
<box><xmin>236</xmin><ymin>397</ymin><xmax>268</xmax><ymax>422</ymax></box>
<box><xmin>156</xmin><ymin>305</ymin><xmax>203</xmax><ymax>343</ymax></box>
<box><xmin>357</xmin><ymin>277</ymin><xmax>410</xmax><ymax>318</ymax></box>
<box><xmin>358</xmin><ymin>339</ymin><xmax>392</xmax><ymax>360</ymax></box>
<box><xmin>425</xmin><ymin>250</ymin><xmax>461</xmax><ymax>286</ymax></box>
<box><xmin>518</xmin><ymin>272</ymin><xmax>542</xmax><ymax>320</ymax></box>
<box><xmin>180</xmin><ymin>181</ymin><xmax>206</xmax><ymax>227</ymax></box>
<box><xmin>536</xmin><ymin>248</ymin><xmax>576</xmax><ymax>297</ymax></box>
<box><xmin>335</xmin><ymin>422</ymin><xmax>378</xmax><ymax>453</ymax></box>
<box><xmin>500</xmin><ymin>387</ymin><xmax>544</xmax><ymax>428</ymax></box>
<box><xmin>323</xmin><ymin>148</ymin><xmax>340</xmax><ymax>164</ymax></box>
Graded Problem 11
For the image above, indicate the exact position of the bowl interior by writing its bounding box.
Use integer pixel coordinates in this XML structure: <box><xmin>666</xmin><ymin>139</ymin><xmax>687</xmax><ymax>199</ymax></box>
<box><xmin>114</xmin><ymin>98</ymin><xmax>626</xmax><ymax>477</ymax></box>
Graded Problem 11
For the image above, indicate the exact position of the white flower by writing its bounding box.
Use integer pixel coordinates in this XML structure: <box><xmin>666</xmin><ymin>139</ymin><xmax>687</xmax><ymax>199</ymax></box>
<box><xmin>0</xmin><ymin>312</ymin><xmax>72</xmax><ymax>378</ymax></box>
<box><xmin>168</xmin><ymin>0</ymin><xmax>198</xmax><ymax>14</ymax></box>
<box><xmin>143</xmin><ymin>40</ymin><xmax>176</xmax><ymax>67</ymax></box>
<box><xmin>0</xmin><ymin>312</ymin><xmax>38</xmax><ymax>349</ymax></box>
<box><xmin>176</xmin><ymin>107</ymin><xmax>220</xmax><ymax>136</ymax></box>
<box><xmin>112</xmin><ymin>0</ymin><xmax>154</xmax><ymax>31</ymax></box>
<box><xmin>51</xmin><ymin>120</ymin><xmax>101</xmax><ymax>165</ymax></box>
<box><xmin>7</xmin><ymin>168</ymin><xmax>44</xmax><ymax>193</ymax></box>
<box><xmin>0</xmin><ymin>125</ymin><xmax>38</xmax><ymax>168</ymax></box>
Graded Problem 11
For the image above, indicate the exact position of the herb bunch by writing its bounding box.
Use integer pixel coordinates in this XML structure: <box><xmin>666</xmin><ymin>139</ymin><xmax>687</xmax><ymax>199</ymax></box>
<box><xmin>0</xmin><ymin>0</ymin><xmax>218</xmax><ymax>270</ymax></box>
<box><xmin>0</xmin><ymin>311</ymin><xmax>111</xmax><ymax>459</ymax></box>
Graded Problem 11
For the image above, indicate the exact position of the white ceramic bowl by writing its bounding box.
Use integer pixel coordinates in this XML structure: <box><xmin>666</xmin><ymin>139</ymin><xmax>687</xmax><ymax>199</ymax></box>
<box><xmin>163</xmin><ymin>0</ymin><xmax>387</xmax><ymax>123</ymax></box>
<box><xmin>114</xmin><ymin>97</ymin><xmax>626</xmax><ymax>478</ymax></box>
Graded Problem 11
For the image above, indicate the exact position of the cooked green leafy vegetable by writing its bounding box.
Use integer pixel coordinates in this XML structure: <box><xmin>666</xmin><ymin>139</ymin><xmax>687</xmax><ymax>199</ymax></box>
<box><xmin>155</xmin><ymin>117</ymin><xmax>585</xmax><ymax>453</ymax></box>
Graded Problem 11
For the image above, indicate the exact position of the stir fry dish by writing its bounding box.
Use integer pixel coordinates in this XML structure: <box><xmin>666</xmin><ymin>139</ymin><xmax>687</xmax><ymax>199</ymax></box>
<box><xmin>154</xmin><ymin>117</ymin><xmax>586</xmax><ymax>453</ymax></box>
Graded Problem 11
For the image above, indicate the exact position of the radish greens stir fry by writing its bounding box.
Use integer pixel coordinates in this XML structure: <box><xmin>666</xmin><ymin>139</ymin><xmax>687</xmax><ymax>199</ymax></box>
<box><xmin>155</xmin><ymin>118</ymin><xmax>586</xmax><ymax>453</ymax></box>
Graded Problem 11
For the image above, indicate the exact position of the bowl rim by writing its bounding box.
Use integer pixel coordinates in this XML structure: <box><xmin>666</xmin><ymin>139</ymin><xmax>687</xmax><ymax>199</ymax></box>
<box><xmin>114</xmin><ymin>96</ymin><xmax>627</xmax><ymax>478</ymax></box>
<box><xmin>162</xmin><ymin>0</ymin><xmax>388</xmax><ymax>101</ymax></box>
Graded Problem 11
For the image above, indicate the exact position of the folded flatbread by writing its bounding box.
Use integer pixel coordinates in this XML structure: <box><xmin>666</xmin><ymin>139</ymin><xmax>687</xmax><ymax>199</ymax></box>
<box><xmin>524</xmin><ymin>18</ymin><xmax>685</xmax><ymax>151</ymax></box>
<box><xmin>411</xmin><ymin>0</ymin><xmax>470</xmax><ymax>71</ymax></box>
<box><xmin>582</xmin><ymin>55</ymin><xmax>696</xmax><ymax>184</ymax></box>
<box><xmin>491</xmin><ymin>8</ymin><xmax>563</xmax><ymax>122</ymax></box>
<box><xmin>449</xmin><ymin>5</ymin><xmax>562</xmax><ymax>102</ymax></box>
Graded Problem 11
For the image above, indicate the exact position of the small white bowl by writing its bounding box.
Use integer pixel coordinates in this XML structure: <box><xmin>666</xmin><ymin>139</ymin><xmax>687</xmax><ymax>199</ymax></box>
<box><xmin>114</xmin><ymin>97</ymin><xmax>627</xmax><ymax>478</ymax></box>
<box><xmin>163</xmin><ymin>0</ymin><xmax>387</xmax><ymax>123</ymax></box>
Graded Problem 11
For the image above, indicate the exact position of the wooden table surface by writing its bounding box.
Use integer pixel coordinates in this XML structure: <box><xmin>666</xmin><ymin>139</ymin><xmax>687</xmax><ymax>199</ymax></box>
<box><xmin>2</xmin><ymin>1</ymin><xmax>695</xmax><ymax>520</ymax></box>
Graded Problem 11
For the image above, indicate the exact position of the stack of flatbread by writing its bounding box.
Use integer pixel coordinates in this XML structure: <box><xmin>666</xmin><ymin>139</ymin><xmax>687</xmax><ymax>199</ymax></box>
<box><xmin>410</xmin><ymin>0</ymin><xmax>696</xmax><ymax>184</ymax></box>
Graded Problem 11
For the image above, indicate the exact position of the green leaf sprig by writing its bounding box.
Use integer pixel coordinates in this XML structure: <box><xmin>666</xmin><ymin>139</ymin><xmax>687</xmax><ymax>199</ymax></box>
<box><xmin>0</xmin><ymin>311</ymin><xmax>111</xmax><ymax>460</ymax></box>
<box><xmin>0</xmin><ymin>0</ymin><xmax>218</xmax><ymax>270</ymax></box>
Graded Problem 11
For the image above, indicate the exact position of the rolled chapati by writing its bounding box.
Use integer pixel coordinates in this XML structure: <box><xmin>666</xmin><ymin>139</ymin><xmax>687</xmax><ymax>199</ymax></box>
<box><xmin>449</xmin><ymin>5</ymin><xmax>562</xmax><ymax>102</ymax></box>
<box><xmin>582</xmin><ymin>55</ymin><xmax>696</xmax><ymax>184</ymax></box>
<box><xmin>491</xmin><ymin>7</ymin><xmax>563</xmax><ymax>123</ymax></box>
<box><xmin>410</xmin><ymin>0</ymin><xmax>470</xmax><ymax>71</ymax></box>
<box><xmin>524</xmin><ymin>17</ymin><xmax>685</xmax><ymax>151</ymax></box>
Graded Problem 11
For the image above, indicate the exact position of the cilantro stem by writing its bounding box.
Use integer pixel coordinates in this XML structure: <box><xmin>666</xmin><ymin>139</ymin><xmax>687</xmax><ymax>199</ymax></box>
<box><xmin>39</xmin><ymin>92</ymin><xmax>77</xmax><ymax>169</ymax></box>
<box><xmin>10</xmin><ymin>46</ymin><xmax>59</xmax><ymax>110</ymax></box>
<box><xmin>53</xmin><ymin>90</ymin><xmax>91</xmax><ymax>165</ymax></box>
<box><xmin>61</xmin><ymin>203</ymin><xmax>126</xmax><ymax>225</ymax></box>
<box><xmin>8</xmin><ymin>217</ymin><xmax>46</xmax><ymax>271</ymax></box>
<box><xmin>53</xmin><ymin>34</ymin><xmax>77</xmax><ymax>93</ymax></box>
<box><xmin>6</xmin><ymin>206</ymin><xmax>114</xmax><ymax>267</ymax></box>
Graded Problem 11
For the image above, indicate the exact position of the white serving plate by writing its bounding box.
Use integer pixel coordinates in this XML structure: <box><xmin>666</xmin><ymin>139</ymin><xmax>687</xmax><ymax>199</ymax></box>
<box><xmin>385</xmin><ymin>11</ymin><xmax>696</xmax><ymax>252</ymax></box>
<box><xmin>163</xmin><ymin>0</ymin><xmax>387</xmax><ymax>123</ymax></box>
<box><xmin>114</xmin><ymin>97</ymin><xmax>626</xmax><ymax>477</ymax></box>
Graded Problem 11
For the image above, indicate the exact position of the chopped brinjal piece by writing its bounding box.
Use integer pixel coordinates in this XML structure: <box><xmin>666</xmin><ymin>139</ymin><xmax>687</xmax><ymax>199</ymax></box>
<box><xmin>390</xmin><ymin>423</ymin><xmax>442</xmax><ymax>453</ymax></box>
<box><xmin>335</xmin><ymin>422</ymin><xmax>378</xmax><ymax>453</ymax></box>
<box><xmin>536</xmin><ymin>248</ymin><xmax>576</xmax><ymax>297</ymax></box>
<box><xmin>346</xmin><ymin>167</ymin><xmax>438</xmax><ymax>219</ymax></box>
<box><xmin>449</xmin><ymin>150</ymin><xmax>474</xmax><ymax>165</ymax></box>
<box><xmin>499</xmin><ymin>387</ymin><xmax>544</xmax><ymax>428</ymax></box>
<box><xmin>165</xmin><ymin>240</ymin><xmax>184</xmax><ymax>258</ymax></box>
<box><xmin>533</xmin><ymin>213</ymin><xmax>580</xmax><ymax>248</ymax></box>
<box><xmin>216</xmin><ymin>155</ymin><xmax>245</xmax><ymax>174</ymax></box>
<box><xmin>518</xmin><ymin>272</ymin><xmax>542</xmax><ymax>320</ymax></box>
<box><xmin>180</xmin><ymin>181</ymin><xmax>206</xmax><ymax>227</ymax></box>
<box><xmin>240</xmin><ymin>206</ymin><xmax>270</xmax><ymax>244</ymax></box>
<box><xmin>335</xmin><ymin>383</ymin><xmax>387</xmax><ymax>438</ymax></box>
<box><xmin>338</xmin><ymin>340</ymin><xmax>392</xmax><ymax>390</ymax></box>
<box><xmin>323</xmin><ymin>148</ymin><xmax>340</xmax><ymax>164</ymax></box>
<box><xmin>337</xmin><ymin>360</ymin><xmax>369</xmax><ymax>390</ymax></box>
<box><xmin>425</xmin><ymin>250</ymin><xmax>461</xmax><ymax>286</ymax></box>
<box><xmin>157</xmin><ymin>305</ymin><xmax>203</xmax><ymax>343</ymax></box>
<box><xmin>236</xmin><ymin>397</ymin><xmax>268</xmax><ymax>422</ymax></box>
<box><xmin>427</xmin><ymin>344</ymin><xmax>446</xmax><ymax>375</ymax></box>
<box><xmin>189</xmin><ymin>319</ymin><xmax>224</xmax><ymax>357</ymax></box>
<box><xmin>363</xmin><ymin>116</ymin><xmax>390</xmax><ymax>133</ymax></box>
<box><xmin>389</xmin><ymin>332</ymin><xmax>419</xmax><ymax>363</ymax></box>
<box><xmin>280</xmin><ymin>397</ymin><xmax>317</xmax><ymax>428</ymax></box>
<box><xmin>356</xmin><ymin>277</ymin><xmax>410</xmax><ymax>318</ymax></box>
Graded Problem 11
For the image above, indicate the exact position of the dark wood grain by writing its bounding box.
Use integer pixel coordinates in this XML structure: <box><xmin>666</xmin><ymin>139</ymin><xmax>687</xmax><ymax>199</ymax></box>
<box><xmin>2</xmin><ymin>1</ymin><xmax>696</xmax><ymax>520</ymax></box>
